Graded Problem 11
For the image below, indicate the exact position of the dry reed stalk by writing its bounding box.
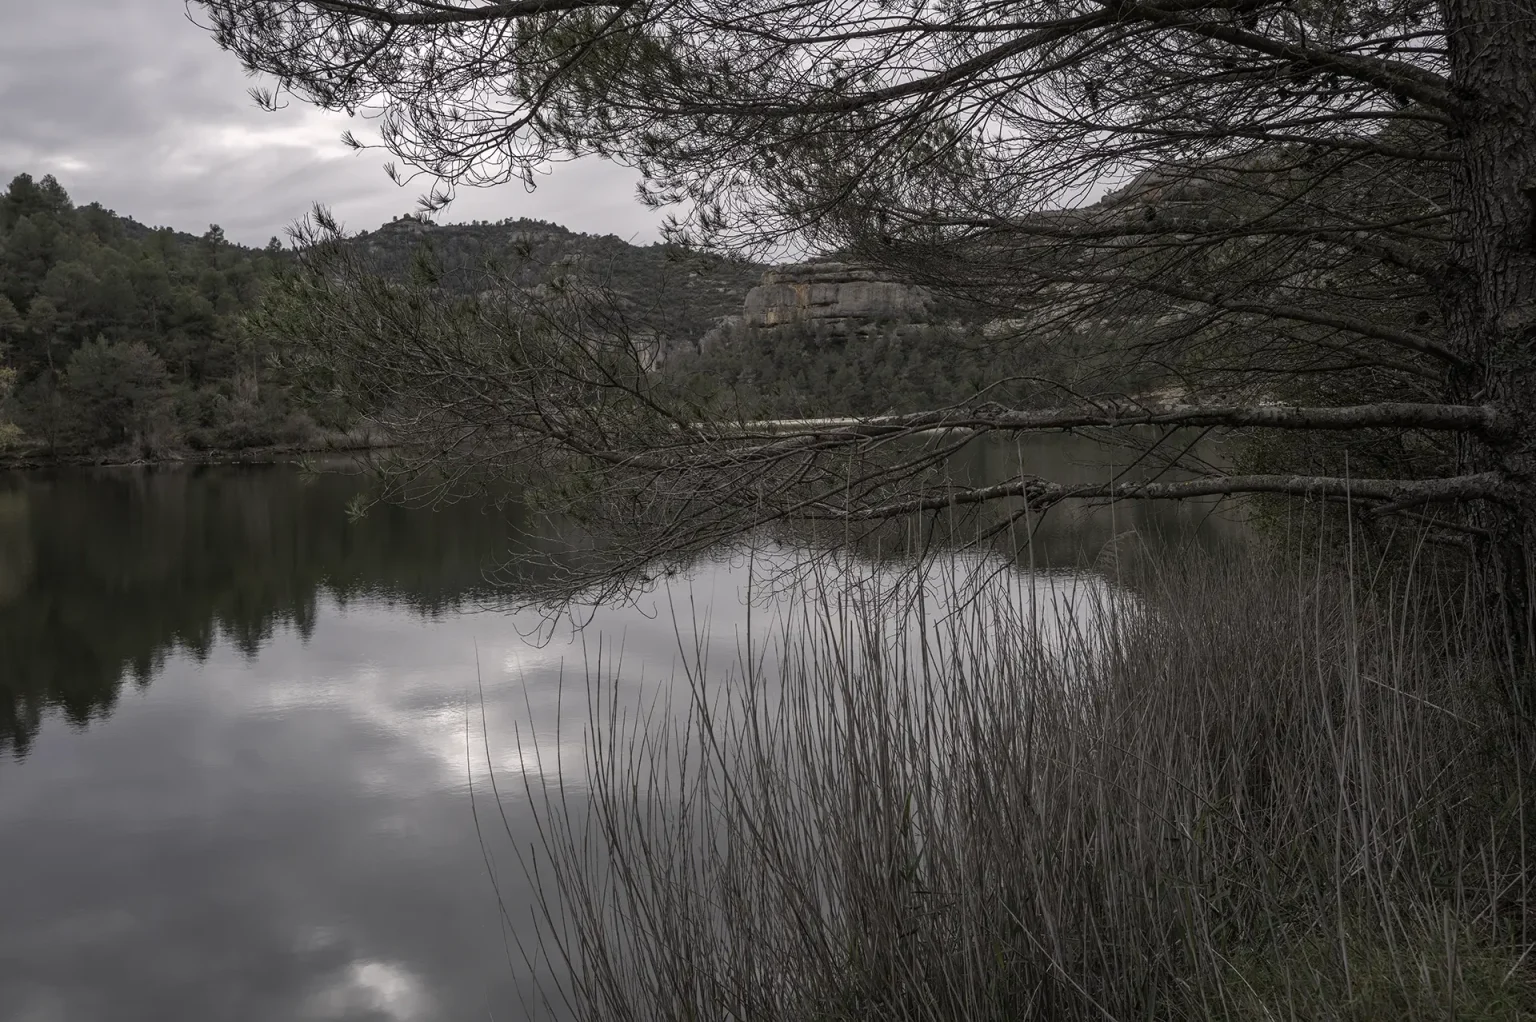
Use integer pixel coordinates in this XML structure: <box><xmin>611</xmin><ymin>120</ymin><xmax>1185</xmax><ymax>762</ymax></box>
<box><xmin>506</xmin><ymin>545</ymin><xmax>1535</xmax><ymax>1021</ymax></box>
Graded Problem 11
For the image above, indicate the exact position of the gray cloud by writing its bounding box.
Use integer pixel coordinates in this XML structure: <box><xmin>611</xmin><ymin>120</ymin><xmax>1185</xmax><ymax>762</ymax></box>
<box><xmin>0</xmin><ymin>0</ymin><xmax>664</xmax><ymax>245</ymax></box>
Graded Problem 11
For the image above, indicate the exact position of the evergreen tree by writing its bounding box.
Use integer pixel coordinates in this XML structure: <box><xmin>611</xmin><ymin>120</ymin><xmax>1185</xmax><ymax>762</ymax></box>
<box><xmin>0</xmin><ymin>172</ymin><xmax>331</xmax><ymax>457</ymax></box>
<box><xmin>63</xmin><ymin>337</ymin><xmax>173</xmax><ymax>452</ymax></box>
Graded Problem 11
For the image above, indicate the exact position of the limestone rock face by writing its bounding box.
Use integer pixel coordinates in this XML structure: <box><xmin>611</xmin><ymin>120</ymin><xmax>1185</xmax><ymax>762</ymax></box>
<box><xmin>741</xmin><ymin>261</ymin><xmax>932</xmax><ymax>332</ymax></box>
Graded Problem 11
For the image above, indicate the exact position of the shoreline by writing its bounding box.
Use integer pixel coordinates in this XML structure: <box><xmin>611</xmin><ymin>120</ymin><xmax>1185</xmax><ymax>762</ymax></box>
<box><xmin>0</xmin><ymin>432</ymin><xmax>393</xmax><ymax>472</ymax></box>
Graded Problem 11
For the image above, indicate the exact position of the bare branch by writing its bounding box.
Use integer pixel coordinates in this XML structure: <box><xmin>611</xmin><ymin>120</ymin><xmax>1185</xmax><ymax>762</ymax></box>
<box><xmin>733</xmin><ymin>402</ymin><xmax>1506</xmax><ymax>442</ymax></box>
<box><xmin>829</xmin><ymin>471</ymin><xmax>1510</xmax><ymax>521</ymax></box>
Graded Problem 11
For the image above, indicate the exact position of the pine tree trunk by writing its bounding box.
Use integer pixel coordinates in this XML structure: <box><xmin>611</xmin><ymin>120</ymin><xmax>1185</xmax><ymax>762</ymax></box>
<box><xmin>1444</xmin><ymin>0</ymin><xmax>1536</xmax><ymax>671</ymax></box>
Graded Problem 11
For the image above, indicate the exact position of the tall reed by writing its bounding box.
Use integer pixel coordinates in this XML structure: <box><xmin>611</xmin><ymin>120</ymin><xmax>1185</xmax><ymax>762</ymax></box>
<box><xmin>512</xmin><ymin>546</ymin><xmax>1534</xmax><ymax>1021</ymax></box>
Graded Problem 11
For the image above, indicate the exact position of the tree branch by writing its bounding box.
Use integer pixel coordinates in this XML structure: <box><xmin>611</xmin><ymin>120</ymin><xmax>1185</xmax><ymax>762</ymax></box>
<box><xmin>308</xmin><ymin>0</ymin><xmax>621</xmax><ymax>26</ymax></box>
<box><xmin>1033</xmin><ymin>273</ymin><xmax>1468</xmax><ymax>367</ymax></box>
<box><xmin>826</xmin><ymin>471</ymin><xmax>1508</xmax><ymax>521</ymax></box>
<box><xmin>733</xmin><ymin>401</ymin><xmax>1506</xmax><ymax>442</ymax></box>
<box><xmin>1121</xmin><ymin>1</ymin><xmax>1456</xmax><ymax>115</ymax></box>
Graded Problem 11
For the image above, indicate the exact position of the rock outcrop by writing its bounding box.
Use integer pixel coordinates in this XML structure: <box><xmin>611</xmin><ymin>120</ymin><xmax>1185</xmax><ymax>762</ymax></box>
<box><xmin>739</xmin><ymin>260</ymin><xmax>932</xmax><ymax>333</ymax></box>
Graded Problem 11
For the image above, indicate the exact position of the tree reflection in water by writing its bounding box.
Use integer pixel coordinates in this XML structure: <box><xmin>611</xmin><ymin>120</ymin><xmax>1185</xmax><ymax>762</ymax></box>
<box><xmin>0</xmin><ymin>462</ymin><xmax>544</xmax><ymax>757</ymax></box>
<box><xmin>0</xmin><ymin>436</ymin><xmax>1242</xmax><ymax>758</ymax></box>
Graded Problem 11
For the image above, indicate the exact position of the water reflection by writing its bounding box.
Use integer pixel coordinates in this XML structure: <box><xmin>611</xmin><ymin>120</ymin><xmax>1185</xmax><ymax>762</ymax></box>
<box><xmin>0</xmin><ymin>464</ymin><xmax>547</xmax><ymax>757</ymax></box>
<box><xmin>0</xmin><ymin>441</ymin><xmax>1239</xmax><ymax>759</ymax></box>
<box><xmin>0</xmin><ymin>454</ymin><xmax>1241</xmax><ymax>1022</ymax></box>
<box><xmin>3</xmin><ymin>589</ymin><xmax>609</xmax><ymax>1022</ymax></box>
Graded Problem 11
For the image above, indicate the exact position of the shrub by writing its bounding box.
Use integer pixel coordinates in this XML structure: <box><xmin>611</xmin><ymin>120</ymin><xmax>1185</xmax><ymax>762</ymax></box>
<box><xmin>513</xmin><ymin>547</ymin><xmax>1535</xmax><ymax>1021</ymax></box>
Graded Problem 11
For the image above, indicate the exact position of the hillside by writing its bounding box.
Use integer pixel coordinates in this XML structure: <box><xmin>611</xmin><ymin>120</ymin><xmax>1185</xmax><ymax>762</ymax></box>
<box><xmin>0</xmin><ymin>173</ymin><xmax>304</xmax><ymax>460</ymax></box>
<box><xmin>0</xmin><ymin>177</ymin><xmax>770</xmax><ymax>461</ymax></box>
<box><xmin>351</xmin><ymin>213</ymin><xmax>763</xmax><ymax>359</ymax></box>
<box><xmin>1</xmin><ymin>174</ymin><xmax>1059</xmax><ymax>460</ymax></box>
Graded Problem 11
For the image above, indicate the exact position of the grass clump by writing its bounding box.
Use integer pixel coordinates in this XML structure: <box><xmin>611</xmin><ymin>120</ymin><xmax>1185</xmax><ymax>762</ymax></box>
<box><xmin>1213</xmin><ymin>921</ymin><xmax>1534</xmax><ymax>1021</ymax></box>
<box><xmin>516</xmin><ymin>546</ymin><xmax>1535</xmax><ymax>1022</ymax></box>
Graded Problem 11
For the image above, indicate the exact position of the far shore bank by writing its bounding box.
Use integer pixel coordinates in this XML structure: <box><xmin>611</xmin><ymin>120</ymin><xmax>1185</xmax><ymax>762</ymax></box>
<box><xmin>0</xmin><ymin>428</ymin><xmax>393</xmax><ymax>472</ymax></box>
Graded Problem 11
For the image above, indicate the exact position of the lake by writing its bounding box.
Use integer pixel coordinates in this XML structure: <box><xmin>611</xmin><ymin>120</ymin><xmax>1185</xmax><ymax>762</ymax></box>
<box><xmin>0</xmin><ymin>442</ymin><xmax>1238</xmax><ymax>1022</ymax></box>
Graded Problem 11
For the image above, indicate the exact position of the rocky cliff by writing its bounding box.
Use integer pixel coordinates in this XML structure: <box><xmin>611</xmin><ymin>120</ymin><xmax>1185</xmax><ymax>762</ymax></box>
<box><xmin>738</xmin><ymin>260</ymin><xmax>933</xmax><ymax>333</ymax></box>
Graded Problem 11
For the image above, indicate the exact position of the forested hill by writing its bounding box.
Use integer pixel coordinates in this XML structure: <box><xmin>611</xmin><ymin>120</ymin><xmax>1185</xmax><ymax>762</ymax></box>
<box><xmin>353</xmin><ymin>213</ymin><xmax>762</xmax><ymax>353</ymax></box>
<box><xmin>0</xmin><ymin>171</ymin><xmax>1094</xmax><ymax>461</ymax></box>
<box><xmin>0</xmin><ymin>175</ymin><xmax>764</xmax><ymax>462</ymax></box>
<box><xmin>0</xmin><ymin>172</ymin><xmax>302</xmax><ymax>459</ymax></box>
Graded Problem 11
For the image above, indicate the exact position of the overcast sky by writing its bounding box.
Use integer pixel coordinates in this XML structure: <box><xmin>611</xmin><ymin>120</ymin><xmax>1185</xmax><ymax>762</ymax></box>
<box><xmin>0</xmin><ymin>0</ymin><xmax>667</xmax><ymax>246</ymax></box>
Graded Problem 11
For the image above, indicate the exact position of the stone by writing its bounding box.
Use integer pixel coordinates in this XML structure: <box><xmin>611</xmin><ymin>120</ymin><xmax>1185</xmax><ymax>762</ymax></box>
<box><xmin>740</xmin><ymin>260</ymin><xmax>932</xmax><ymax>332</ymax></box>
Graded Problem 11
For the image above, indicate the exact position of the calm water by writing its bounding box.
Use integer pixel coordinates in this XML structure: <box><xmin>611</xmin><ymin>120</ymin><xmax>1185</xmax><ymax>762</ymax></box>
<box><xmin>0</xmin><ymin>446</ymin><xmax>1236</xmax><ymax>1021</ymax></box>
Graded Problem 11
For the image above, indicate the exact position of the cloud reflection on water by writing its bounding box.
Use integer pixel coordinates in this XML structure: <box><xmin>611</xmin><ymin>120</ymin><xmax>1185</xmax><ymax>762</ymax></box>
<box><xmin>0</xmin><ymin>460</ymin><xmax>1227</xmax><ymax>1020</ymax></box>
